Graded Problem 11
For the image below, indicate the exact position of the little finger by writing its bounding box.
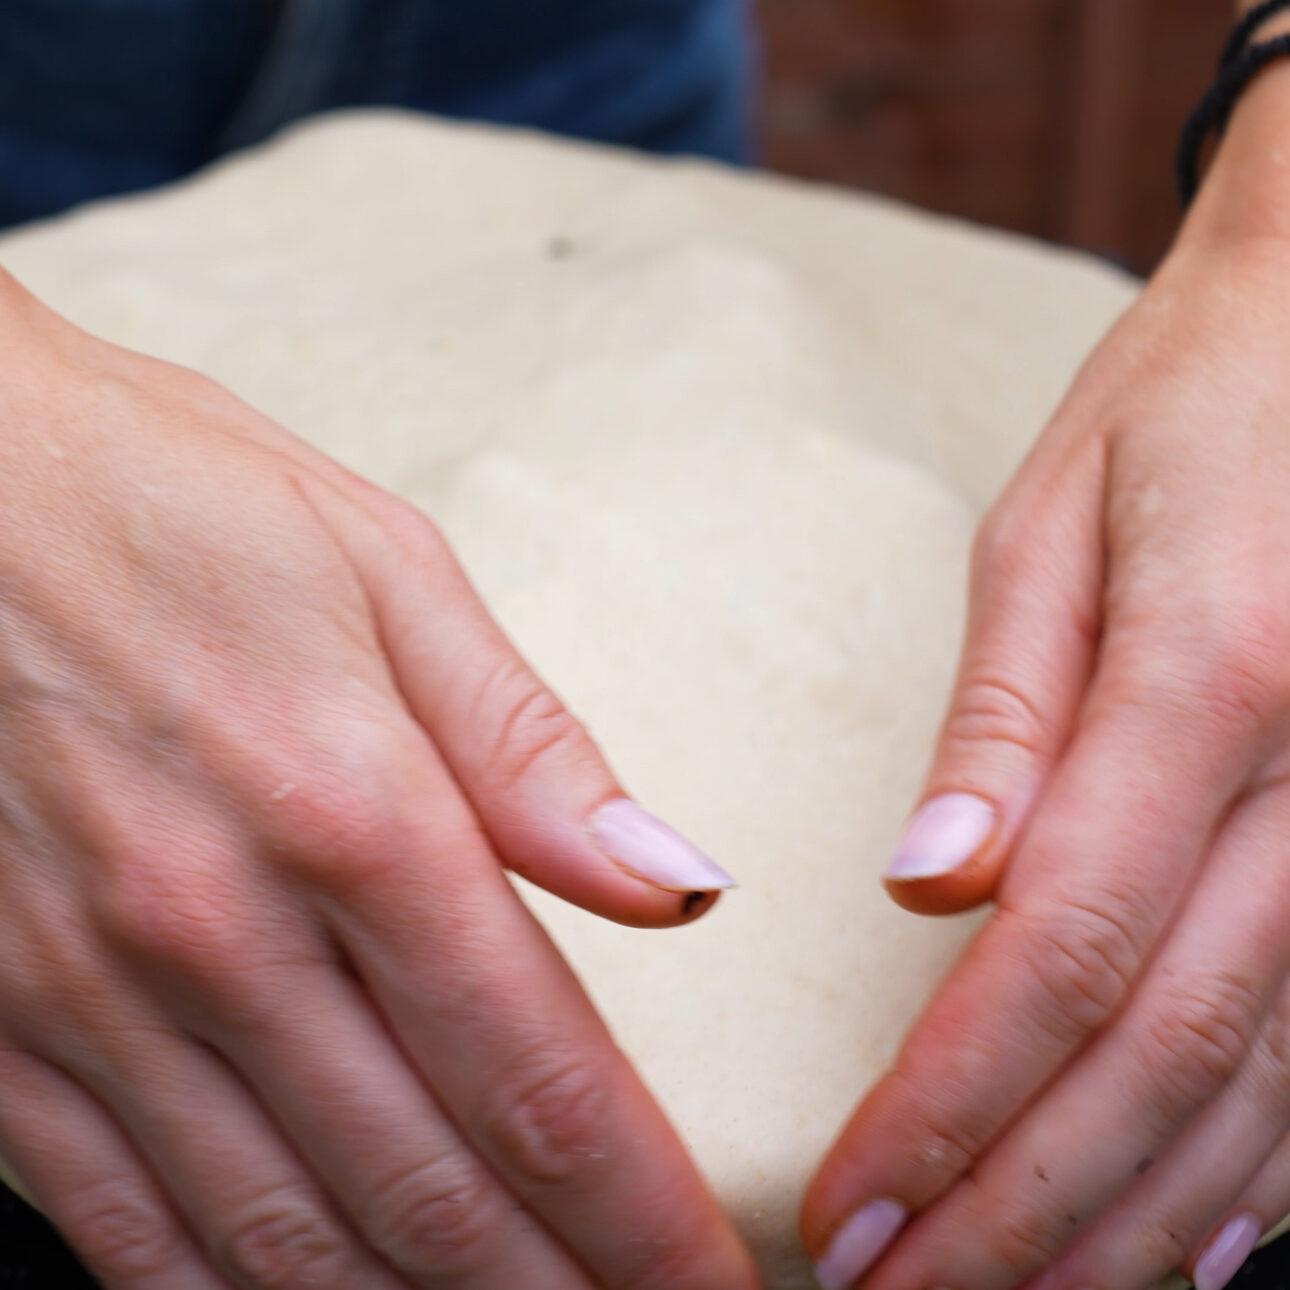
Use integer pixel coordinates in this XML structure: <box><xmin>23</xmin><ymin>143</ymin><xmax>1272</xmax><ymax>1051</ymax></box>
<box><xmin>0</xmin><ymin>1040</ymin><xmax>236</xmax><ymax>1290</ymax></box>
<box><xmin>1187</xmin><ymin>1143</ymin><xmax>1290</xmax><ymax>1290</ymax></box>
<box><xmin>1023</xmin><ymin>988</ymin><xmax>1290</xmax><ymax>1290</ymax></box>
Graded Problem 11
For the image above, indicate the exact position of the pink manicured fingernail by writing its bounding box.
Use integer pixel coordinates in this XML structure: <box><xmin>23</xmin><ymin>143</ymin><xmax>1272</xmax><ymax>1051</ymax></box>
<box><xmin>814</xmin><ymin>1199</ymin><xmax>908</xmax><ymax>1290</ymax></box>
<box><xmin>589</xmin><ymin>800</ymin><xmax>735</xmax><ymax>892</ymax></box>
<box><xmin>1194</xmin><ymin>1214</ymin><xmax>1262</xmax><ymax>1290</ymax></box>
<box><xmin>884</xmin><ymin>793</ymin><xmax>996</xmax><ymax>881</ymax></box>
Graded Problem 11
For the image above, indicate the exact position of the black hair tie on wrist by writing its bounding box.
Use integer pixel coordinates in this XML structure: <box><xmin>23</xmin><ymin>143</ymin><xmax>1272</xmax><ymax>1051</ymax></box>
<box><xmin>1221</xmin><ymin>0</ymin><xmax>1290</xmax><ymax>66</ymax></box>
<box><xmin>1178</xmin><ymin>1</ymin><xmax>1290</xmax><ymax>209</ymax></box>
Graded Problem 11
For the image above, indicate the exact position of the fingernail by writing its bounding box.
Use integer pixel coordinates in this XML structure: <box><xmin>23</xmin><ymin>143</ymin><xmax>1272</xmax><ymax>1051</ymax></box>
<box><xmin>589</xmin><ymin>800</ymin><xmax>735</xmax><ymax>892</ymax></box>
<box><xmin>884</xmin><ymin>793</ymin><xmax>996</xmax><ymax>881</ymax></box>
<box><xmin>814</xmin><ymin>1199</ymin><xmax>908</xmax><ymax>1290</ymax></box>
<box><xmin>1194</xmin><ymin>1214</ymin><xmax>1262</xmax><ymax>1290</ymax></box>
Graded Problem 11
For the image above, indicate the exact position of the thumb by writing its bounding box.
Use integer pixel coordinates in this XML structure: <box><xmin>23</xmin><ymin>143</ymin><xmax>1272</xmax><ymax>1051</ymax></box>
<box><xmin>331</xmin><ymin>484</ymin><xmax>734</xmax><ymax>930</ymax></box>
<box><xmin>884</xmin><ymin>447</ymin><xmax>1104</xmax><ymax>916</ymax></box>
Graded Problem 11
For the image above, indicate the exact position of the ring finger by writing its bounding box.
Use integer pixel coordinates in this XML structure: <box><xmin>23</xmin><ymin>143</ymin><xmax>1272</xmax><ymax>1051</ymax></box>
<box><xmin>1023</xmin><ymin>984</ymin><xmax>1290</xmax><ymax>1290</ymax></box>
<box><xmin>90</xmin><ymin>950</ymin><xmax>595</xmax><ymax>1289</ymax></box>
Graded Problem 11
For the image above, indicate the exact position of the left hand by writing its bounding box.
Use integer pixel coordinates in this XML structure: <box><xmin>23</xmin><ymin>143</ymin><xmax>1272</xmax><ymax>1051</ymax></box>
<box><xmin>801</xmin><ymin>57</ymin><xmax>1290</xmax><ymax>1290</ymax></box>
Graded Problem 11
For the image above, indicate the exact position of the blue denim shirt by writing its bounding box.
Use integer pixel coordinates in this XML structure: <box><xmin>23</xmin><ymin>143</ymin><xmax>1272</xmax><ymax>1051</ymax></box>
<box><xmin>0</xmin><ymin>0</ymin><xmax>753</xmax><ymax>229</ymax></box>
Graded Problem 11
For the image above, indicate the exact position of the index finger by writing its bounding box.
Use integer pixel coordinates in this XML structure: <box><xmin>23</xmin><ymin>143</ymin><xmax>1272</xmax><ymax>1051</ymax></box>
<box><xmin>292</xmin><ymin>727</ymin><xmax>757</xmax><ymax>1290</ymax></box>
<box><xmin>803</xmin><ymin>647</ymin><xmax>1259</xmax><ymax>1285</ymax></box>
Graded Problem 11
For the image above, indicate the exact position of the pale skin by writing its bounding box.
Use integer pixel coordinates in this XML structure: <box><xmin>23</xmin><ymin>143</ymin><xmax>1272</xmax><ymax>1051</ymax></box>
<box><xmin>803</xmin><ymin>4</ymin><xmax>1290</xmax><ymax>1290</ymax></box>
<box><xmin>0</xmin><ymin>278</ymin><xmax>755</xmax><ymax>1290</ymax></box>
<box><xmin>2</xmin><ymin>8</ymin><xmax>1289</xmax><ymax>1290</ymax></box>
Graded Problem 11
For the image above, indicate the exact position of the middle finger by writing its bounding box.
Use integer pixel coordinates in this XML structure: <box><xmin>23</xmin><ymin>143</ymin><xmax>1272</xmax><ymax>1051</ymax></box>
<box><xmin>282</xmin><ymin>742</ymin><xmax>754</xmax><ymax>1290</ymax></box>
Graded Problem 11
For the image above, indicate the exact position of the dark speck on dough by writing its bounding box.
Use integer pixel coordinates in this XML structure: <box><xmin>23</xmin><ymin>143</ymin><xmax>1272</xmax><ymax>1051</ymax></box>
<box><xmin>547</xmin><ymin>235</ymin><xmax>576</xmax><ymax>261</ymax></box>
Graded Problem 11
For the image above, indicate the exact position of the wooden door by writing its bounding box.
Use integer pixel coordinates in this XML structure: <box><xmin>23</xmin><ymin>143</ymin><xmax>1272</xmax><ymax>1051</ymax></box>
<box><xmin>757</xmin><ymin>0</ymin><xmax>1233</xmax><ymax>272</ymax></box>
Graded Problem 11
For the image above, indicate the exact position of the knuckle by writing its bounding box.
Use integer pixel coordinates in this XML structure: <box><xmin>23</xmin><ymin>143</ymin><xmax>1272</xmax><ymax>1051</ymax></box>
<box><xmin>903</xmin><ymin>1093</ymin><xmax>990</xmax><ymax>1181</ymax></box>
<box><xmin>92</xmin><ymin>870</ymin><xmax>321</xmax><ymax>1035</ymax></box>
<box><xmin>480</xmin><ymin>660</ymin><xmax>591</xmax><ymax>793</ymax></box>
<box><xmin>1178</xmin><ymin>643</ymin><xmax>1279</xmax><ymax>735</ymax></box>
<box><xmin>381</xmin><ymin>495</ymin><xmax>451</xmax><ymax>562</ymax></box>
<box><xmin>479</xmin><ymin>1047</ymin><xmax>611</xmax><ymax>1189</ymax></box>
<box><xmin>971</xmin><ymin>505</ymin><xmax>1030</xmax><ymax>583</ymax></box>
<box><xmin>218</xmin><ymin>1187</ymin><xmax>350</xmax><ymax>1289</ymax></box>
<box><xmin>367</xmin><ymin>1162</ymin><xmax>497</xmax><ymax>1275</ymax></box>
<box><xmin>1141</xmin><ymin>978</ymin><xmax>1262</xmax><ymax>1120</ymax></box>
<box><xmin>884</xmin><ymin>1065</ymin><xmax>992</xmax><ymax>1180</ymax></box>
<box><xmin>941</xmin><ymin>674</ymin><xmax>1050</xmax><ymax>761</ymax></box>
<box><xmin>270</xmin><ymin>777</ymin><xmax>391</xmax><ymax>882</ymax></box>
<box><xmin>95</xmin><ymin>870</ymin><xmax>246</xmax><ymax>981</ymax></box>
<box><xmin>1012</xmin><ymin>898</ymin><xmax>1141</xmax><ymax>1041</ymax></box>
<box><xmin>988</xmin><ymin>1202</ymin><xmax>1065</xmax><ymax>1275</ymax></box>
<box><xmin>67</xmin><ymin>1179</ymin><xmax>186</xmax><ymax>1284</ymax></box>
<box><xmin>907</xmin><ymin>1114</ymin><xmax>983</xmax><ymax>1182</ymax></box>
<box><xmin>1202</xmin><ymin>641</ymin><xmax>1287</xmax><ymax>734</ymax></box>
<box><xmin>265</xmin><ymin>724</ymin><xmax>436</xmax><ymax>892</ymax></box>
<box><xmin>1121</xmin><ymin>598</ymin><xmax>1290</xmax><ymax>736</ymax></box>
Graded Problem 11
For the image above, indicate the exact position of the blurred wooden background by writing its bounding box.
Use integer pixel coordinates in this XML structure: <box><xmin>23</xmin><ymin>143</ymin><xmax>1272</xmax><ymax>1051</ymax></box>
<box><xmin>756</xmin><ymin>0</ymin><xmax>1233</xmax><ymax>274</ymax></box>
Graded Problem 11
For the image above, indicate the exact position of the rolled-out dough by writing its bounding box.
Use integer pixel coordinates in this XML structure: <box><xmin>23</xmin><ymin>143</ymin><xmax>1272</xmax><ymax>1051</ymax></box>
<box><xmin>0</xmin><ymin>112</ymin><xmax>1281</xmax><ymax>1288</ymax></box>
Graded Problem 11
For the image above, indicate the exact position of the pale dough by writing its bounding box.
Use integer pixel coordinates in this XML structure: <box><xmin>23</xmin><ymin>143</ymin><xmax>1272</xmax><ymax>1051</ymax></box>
<box><xmin>0</xmin><ymin>111</ymin><xmax>1281</xmax><ymax>1287</ymax></box>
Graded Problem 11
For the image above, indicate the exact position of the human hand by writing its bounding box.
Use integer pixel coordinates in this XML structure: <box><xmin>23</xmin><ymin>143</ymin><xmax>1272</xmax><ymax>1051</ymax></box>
<box><xmin>0</xmin><ymin>271</ymin><xmax>756</xmax><ymax>1290</ymax></box>
<box><xmin>801</xmin><ymin>56</ymin><xmax>1290</xmax><ymax>1290</ymax></box>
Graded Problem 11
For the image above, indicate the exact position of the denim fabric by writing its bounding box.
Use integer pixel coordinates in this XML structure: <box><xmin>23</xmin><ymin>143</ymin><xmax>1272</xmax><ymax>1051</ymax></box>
<box><xmin>0</xmin><ymin>0</ymin><xmax>754</xmax><ymax>229</ymax></box>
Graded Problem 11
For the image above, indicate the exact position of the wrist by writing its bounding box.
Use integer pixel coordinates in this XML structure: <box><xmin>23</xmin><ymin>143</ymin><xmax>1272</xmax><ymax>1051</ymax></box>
<box><xmin>1180</xmin><ymin>7</ymin><xmax>1290</xmax><ymax>249</ymax></box>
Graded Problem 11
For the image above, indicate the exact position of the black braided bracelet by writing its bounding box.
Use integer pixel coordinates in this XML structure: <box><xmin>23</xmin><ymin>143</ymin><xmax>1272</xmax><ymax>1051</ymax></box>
<box><xmin>1220</xmin><ymin>0</ymin><xmax>1290</xmax><ymax>67</ymax></box>
<box><xmin>1177</xmin><ymin>2</ymin><xmax>1290</xmax><ymax>208</ymax></box>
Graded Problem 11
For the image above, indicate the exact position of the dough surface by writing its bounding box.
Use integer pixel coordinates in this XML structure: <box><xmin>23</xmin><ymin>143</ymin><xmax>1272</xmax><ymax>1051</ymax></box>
<box><xmin>0</xmin><ymin>111</ymin><xmax>1279</xmax><ymax>1287</ymax></box>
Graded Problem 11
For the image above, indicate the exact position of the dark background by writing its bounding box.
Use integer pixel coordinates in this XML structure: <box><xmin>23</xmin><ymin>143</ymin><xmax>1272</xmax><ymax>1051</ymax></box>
<box><xmin>758</xmin><ymin>0</ymin><xmax>1232</xmax><ymax>274</ymax></box>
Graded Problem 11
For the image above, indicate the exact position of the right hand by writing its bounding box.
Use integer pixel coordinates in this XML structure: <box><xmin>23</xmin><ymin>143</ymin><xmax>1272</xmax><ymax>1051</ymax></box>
<box><xmin>0</xmin><ymin>270</ymin><xmax>756</xmax><ymax>1290</ymax></box>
